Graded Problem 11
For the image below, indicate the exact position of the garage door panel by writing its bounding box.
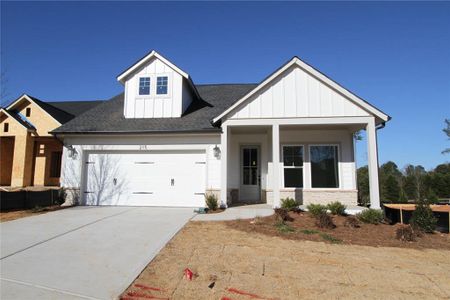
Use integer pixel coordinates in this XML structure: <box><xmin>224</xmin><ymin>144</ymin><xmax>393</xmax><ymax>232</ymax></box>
<box><xmin>84</xmin><ymin>151</ymin><xmax>206</xmax><ymax>207</ymax></box>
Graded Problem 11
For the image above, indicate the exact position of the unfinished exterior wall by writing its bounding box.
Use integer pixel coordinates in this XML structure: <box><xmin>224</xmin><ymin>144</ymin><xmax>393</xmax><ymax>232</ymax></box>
<box><xmin>33</xmin><ymin>139</ymin><xmax>62</xmax><ymax>186</ymax></box>
<box><xmin>0</xmin><ymin>137</ymin><xmax>15</xmax><ymax>185</ymax></box>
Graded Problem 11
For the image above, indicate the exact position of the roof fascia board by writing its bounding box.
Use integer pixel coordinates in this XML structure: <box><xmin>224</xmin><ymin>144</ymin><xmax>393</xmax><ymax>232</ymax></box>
<box><xmin>117</xmin><ymin>51</ymin><xmax>189</xmax><ymax>83</ymax></box>
<box><xmin>6</xmin><ymin>94</ymin><xmax>63</xmax><ymax>125</ymax></box>
<box><xmin>213</xmin><ymin>57</ymin><xmax>390</xmax><ymax>124</ymax></box>
<box><xmin>0</xmin><ymin>108</ymin><xmax>32</xmax><ymax>131</ymax></box>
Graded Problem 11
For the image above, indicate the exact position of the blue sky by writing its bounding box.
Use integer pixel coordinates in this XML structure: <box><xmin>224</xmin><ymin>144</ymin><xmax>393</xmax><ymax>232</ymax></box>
<box><xmin>1</xmin><ymin>2</ymin><xmax>449</xmax><ymax>170</ymax></box>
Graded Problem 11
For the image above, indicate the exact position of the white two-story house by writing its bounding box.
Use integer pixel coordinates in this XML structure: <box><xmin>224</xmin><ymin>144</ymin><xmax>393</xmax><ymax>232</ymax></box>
<box><xmin>53</xmin><ymin>50</ymin><xmax>390</xmax><ymax>209</ymax></box>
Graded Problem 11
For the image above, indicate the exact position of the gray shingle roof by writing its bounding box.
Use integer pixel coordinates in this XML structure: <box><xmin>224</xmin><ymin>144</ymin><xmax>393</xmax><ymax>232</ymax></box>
<box><xmin>48</xmin><ymin>100</ymin><xmax>104</xmax><ymax>117</ymax></box>
<box><xmin>51</xmin><ymin>84</ymin><xmax>257</xmax><ymax>134</ymax></box>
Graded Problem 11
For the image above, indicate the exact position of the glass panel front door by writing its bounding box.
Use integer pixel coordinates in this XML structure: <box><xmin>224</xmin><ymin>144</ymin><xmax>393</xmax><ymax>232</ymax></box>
<box><xmin>240</xmin><ymin>146</ymin><xmax>260</xmax><ymax>202</ymax></box>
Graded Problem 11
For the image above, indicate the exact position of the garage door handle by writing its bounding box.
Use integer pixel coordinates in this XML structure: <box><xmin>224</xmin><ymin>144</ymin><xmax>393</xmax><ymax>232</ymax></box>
<box><xmin>171</xmin><ymin>179</ymin><xmax>175</xmax><ymax>186</ymax></box>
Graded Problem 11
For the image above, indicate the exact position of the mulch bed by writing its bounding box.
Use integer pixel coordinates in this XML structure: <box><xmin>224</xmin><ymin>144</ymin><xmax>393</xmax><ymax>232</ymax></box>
<box><xmin>0</xmin><ymin>205</ymin><xmax>70</xmax><ymax>222</ymax></box>
<box><xmin>226</xmin><ymin>211</ymin><xmax>450</xmax><ymax>250</ymax></box>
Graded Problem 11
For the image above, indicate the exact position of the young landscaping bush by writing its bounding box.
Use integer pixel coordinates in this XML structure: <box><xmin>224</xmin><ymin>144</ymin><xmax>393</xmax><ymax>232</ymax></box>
<box><xmin>396</xmin><ymin>224</ymin><xmax>416</xmax><ymax>242</ymax></box>
<box><xmin>280</xmin><ymin>197</ymin><xmax>299</xmax><ymax>211</ymax></box>
<box><xmin>410</xmin><ymin>199</ymin><xmax>437</xmax><ymax>233</ymax></box>
<box><xmin>307</xmin><ymin>204</ymin><xmax>327</xmax><ymax>217</ymax></box>
<box><xmin>315</xmin><ymin>212</ymin><xmax>336</xmax><ymax>229</ymax></box>
<box><xmin>205</xmin><ymin>194</ymin><xmax>218</xmax><ymax>211</ymax></box>
<box><xmin>356</xmin><ymin>209</ymin><xmax>384</xmax><ymax>224</ymax></box>
<box><xmin>344</xmin><ymin>215</ymin><xmax>361</xmax><ymax>228</ymax></box>
<box><xmin>274</xmin><ymin>208</ymin><xmax>294</xmax><ymax>222</ymax></box>
<box><xmin>327</xmin><ymin>201</ymin><xmax>347</xmax><ymax>216</ymax></box>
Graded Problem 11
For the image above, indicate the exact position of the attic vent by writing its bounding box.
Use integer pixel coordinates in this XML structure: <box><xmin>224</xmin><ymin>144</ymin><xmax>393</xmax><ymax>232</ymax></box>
<box><xmin>26</xmin><ymin>107</ymin><xmax>31</xmax><ymax>117</ymax></box>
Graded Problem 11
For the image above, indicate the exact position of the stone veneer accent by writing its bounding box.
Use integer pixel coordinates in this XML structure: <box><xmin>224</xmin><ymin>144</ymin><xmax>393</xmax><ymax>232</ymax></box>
<box><xmin>266</xmin><ymin>189</ymin><xmax>357</xmax><ymax>206</ymax></box>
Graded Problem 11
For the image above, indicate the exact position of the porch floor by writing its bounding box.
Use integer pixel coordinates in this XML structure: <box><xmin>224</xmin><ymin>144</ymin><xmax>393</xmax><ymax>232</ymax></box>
<box><xmin>192</xmin><ymin>204</ymin><xmax>273</xmax><ymax>221</ymax></box>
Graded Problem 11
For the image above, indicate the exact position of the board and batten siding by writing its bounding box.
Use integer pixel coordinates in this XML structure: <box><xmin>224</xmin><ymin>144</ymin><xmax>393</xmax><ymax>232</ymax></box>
<box><xmin>123</xmin><ymin>57</ymin><xmax>192</xmax><ymax>118</ymax></box>
<box><xmin>230</xmin><ymin>66</ymin><xmax>370</xmax><ymax>119</ymax></box>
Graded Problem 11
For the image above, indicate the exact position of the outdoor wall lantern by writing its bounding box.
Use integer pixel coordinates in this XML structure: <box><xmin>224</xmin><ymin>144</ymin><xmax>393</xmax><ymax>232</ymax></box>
<box><xmin>66</xmin><ymin>145</ymin><xmax>78</xmax><ymax>160</ymax></box>
<box><xmin>213</xmin><ymin>145</ymin><xmax>221</xmax><ymax>159</ymax></box>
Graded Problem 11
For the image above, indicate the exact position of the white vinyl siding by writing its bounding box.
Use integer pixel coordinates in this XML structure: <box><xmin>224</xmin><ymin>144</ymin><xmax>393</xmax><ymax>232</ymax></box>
<box><xmin>230</xmin><ymin>66</ymin><xmax>370</xmax><ymax>119</ymax></box>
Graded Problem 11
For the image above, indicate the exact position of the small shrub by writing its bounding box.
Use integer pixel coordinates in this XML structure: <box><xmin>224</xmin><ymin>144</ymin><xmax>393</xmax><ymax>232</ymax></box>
<box><xmin>315</xmin><ymin>212</ymin><xmax>336</xmax><ymax>229</ymax></box>
<box><xmin>300</xmin><ymin>229</ymin><xmax>320</xmax><ymax>235</ymax></box>
<box><xmin>251</xmin><ymin>216</ymin><xmax>263</xmax><ymax>225</ymax></box>
<box><xmin>274</xmin><ymin>208</ymin><xmax>294</xmax><ymax>222</ymax></box>
<box><xmin>327</xmin><ymin>201</ymin><xmax>347</xmax><ymax>216</ymax></box>
<box><xmin>275</xmin><ymin>221</ymin><xmax>295</xmax><ymax>233</ymax></box>
<box><xmin>410</xmin><ymin>199</ymin><xmax>437</xmax><ymax>233</ymax></box>
<box><xmin>307</xmin><ymin>204</ymin><xmax>327</xmax><ymax>217</ymax></box>
<box><xmin>396</xmin><ymin>224</ymin><xmax>416</xmax><ymax>242</ymax></box>
<box><xmin>344</xmin><ymin>216</ymin><xmax>360</xmax><ymax>228</ymax></box>
<box><xmin>356</xmin><ymin>209</ymin><xmax>384</xmax><ymax>224</ymax></box>
<box><xmin>205</xmin><ymin>194</ymin><xmax>218</xmax><ymax>211</ymax></box>
<box><xmin>280</xmin><ymin>197</ymin><xmax>299</xmax><ymax>211</ymax></box>
<box><xmin>319</xmin><ymin>233</ymin><xmax>342</xmax><ymax>244</ymax></box>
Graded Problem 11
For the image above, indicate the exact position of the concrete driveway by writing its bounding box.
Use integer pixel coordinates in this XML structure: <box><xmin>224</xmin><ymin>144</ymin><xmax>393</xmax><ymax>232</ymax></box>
<box><xmin>0</xmin><ymin>206</ymin><xmax>195</xmax><ymax>299</ymax></box>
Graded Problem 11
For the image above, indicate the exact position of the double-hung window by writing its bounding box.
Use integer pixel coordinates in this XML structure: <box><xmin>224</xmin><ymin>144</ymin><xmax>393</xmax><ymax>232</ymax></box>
<box><xmin>283</xmin><ymin>145</ymin><xmax>304</xmax><ymax>188</ymax></box>
<box><xmin>139</xmin><ymin>77</ymin><xmax>150</xmax><ymax>95</ymax></box>
<box><xmin>156</xmin><ymin>76</ymin><xmax>168</xmax><ymax>95</ymax></box>
<box><xmin>310</xmin><ymin>145</ymin><xmax>339</xmax><ymax>188</ymax></box>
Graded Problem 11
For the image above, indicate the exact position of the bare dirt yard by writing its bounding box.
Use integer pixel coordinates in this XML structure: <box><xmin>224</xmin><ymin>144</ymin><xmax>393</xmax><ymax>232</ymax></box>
<box><xmin>122</xmin><ymin>212</ymin><xmax>450</xmax><ymax>300</ymax></box>
<box><xmin>0</xmin><ymin>205</ymin><xmax>67</xmax><ymax>222</ymax></box>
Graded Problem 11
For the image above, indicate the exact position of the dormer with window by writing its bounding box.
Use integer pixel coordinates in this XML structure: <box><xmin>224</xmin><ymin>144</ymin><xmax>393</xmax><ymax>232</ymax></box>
<box><xmin>117</xmin><ymin>51</ymin><xmax>199</xmax><ymax>118</ymax></box>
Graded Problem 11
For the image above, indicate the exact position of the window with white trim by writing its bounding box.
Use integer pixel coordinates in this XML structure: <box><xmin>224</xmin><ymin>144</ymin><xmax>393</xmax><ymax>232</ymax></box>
<box><xmin>156</xmin><ymin>76</ymin><xmax>168</xmax><ymax>95</ymax></box>
<box><xmin>138</xmin><ymin>77</ymin><xmax>150</xmax><ymax>95</ymax></box>
<box><xmin>310</xmin><ymin>145</ymin><xmax>339</xmax><ymax>188</ymax></box>
<box><xmin>282</xmin><ymin>145</ymin><xmax>303</xmax><ymax>188</ymax></box>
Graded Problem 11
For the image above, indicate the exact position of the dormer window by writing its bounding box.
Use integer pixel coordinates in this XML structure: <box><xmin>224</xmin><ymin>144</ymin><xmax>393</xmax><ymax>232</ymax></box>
<box><xmin>156</xmin><ymin>76</ymin><xmax>168</xmax><ymax>95</ymax></box>
<box><xmin>139</xmin><ymin>77</ymin><xmax>150</xmax><ymax>95</ymax></box>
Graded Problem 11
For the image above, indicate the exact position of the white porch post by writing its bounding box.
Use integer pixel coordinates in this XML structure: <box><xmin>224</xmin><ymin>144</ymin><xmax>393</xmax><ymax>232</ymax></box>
<box><xmin>366</xmin><ymin>118</ymin><xmax>381</xmax><ymax>209</ymax></box>
<box><xmin>272</xmin><ymin>124</ymin><xmax>281</xmax><ymax>208</ymax></box>
<box><xmin>220</xmin><ymin>124</ymin><xmax>229</xmax><ymax>207</ymax></box>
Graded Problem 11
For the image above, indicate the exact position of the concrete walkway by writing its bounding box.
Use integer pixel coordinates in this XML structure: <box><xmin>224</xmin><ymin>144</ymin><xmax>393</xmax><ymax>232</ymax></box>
<box><xmin>0</xmin><ymin>206</ymin><xmax>194</xmax><ymax>300</ymax></box>
<box><xmin>192</xmin><ymin>204</ymin><xmax>273</xmax><ymax>221</ymax></box>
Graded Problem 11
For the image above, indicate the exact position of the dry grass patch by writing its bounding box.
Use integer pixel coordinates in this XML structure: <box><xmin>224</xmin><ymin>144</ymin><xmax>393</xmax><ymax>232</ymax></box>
<box><xmin>121</xmin><ymin>220</ymin><xmax>450</xmax><ymax>300</ymax></box>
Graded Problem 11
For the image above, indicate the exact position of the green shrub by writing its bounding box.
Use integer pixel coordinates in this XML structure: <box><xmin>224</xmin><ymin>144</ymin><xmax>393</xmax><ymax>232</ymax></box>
<box><xmin>356</xmin><ymin>209</ymin><xmax>384</xmax><ymax>224</ymax></box>
<box><xmin>327</xmin><ymin>201</ymin><xmax>347</xmax><ymax>215</ymax></box>
<box><xmin>280</xmin><ymin>197</ymin><xmax>299</xmax><ymax>211</ymax></box>
<box><xmin>307</xmin><ymin>204</ymin><xmax>327</xmax><ymax>217</ymax></box>
<box><xmin>315</xmin><ymin>212</ymin><xmax>335</xmax><ymax>229</ymax></box>
<box><xmin>410</xmin><ymin>199</ymin><xmax>437</xmax><ymax>233</ymax></box>
<box><xmin>300</xmin><ymin>229</ymin><xmax>320</xmax><ymax>235</ymax></box>
<box><xmin>275</xmin><ymin>221</ymin><xmax>295</xmax><ymax>233</ymax></box>
<box><xmin>205</xmin><ymin>194</ymin><xmax>218</xmax><ymax>211</ymax></box>
<box><xmin>319</xmin><ymin>233</ymin><xmax>342</xmax><ymax>244</ymax></box>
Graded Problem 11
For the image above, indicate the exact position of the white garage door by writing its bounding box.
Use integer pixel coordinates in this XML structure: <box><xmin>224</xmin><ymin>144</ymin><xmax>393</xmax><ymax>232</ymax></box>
<box><xmin>84</xmin><ymin>150</ymin><xmax>206</xmax><ymax>207</ymax></box>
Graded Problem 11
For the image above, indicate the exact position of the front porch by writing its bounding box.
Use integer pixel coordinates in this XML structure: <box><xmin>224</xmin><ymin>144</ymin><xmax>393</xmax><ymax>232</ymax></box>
<box><xmin>220</xmin><ymin>117</ymin><xmax>381</xmax><ymax>209</ymax></box>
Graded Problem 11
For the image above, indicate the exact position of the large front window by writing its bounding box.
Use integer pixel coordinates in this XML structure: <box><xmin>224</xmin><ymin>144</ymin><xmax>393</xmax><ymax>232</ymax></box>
<box><xmin>310</xmin><ymin>145</ymin><xmax>339</xmax><ymax>188</ymax></box>
<box><xmin>283</xmin><ymin>145</ymin><xmax>303</xmax><ymax>188</ymax></box>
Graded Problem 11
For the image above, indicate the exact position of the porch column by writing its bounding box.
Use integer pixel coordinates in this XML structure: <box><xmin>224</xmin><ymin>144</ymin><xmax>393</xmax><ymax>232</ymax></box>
<box><xmin>366</xmin><ymin>118</ymin><xmax>381</xmax><ymax>209</ymax></box>
<box><xmin>220</xmin><ymin>124</ymin><xmax>229</xmax><ymax>207</ymax></box>
<box><xmin>272</xmin><ymin>124</ymin><xmax>280</xmax><ymax>208</ymax></box>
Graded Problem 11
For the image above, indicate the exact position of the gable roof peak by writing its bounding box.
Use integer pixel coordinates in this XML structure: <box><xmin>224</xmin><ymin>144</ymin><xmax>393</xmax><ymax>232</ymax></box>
<box><xmin>116</xmin><ymin>50</ymin><xmax>189</xmax><ymax>84</ymax></box>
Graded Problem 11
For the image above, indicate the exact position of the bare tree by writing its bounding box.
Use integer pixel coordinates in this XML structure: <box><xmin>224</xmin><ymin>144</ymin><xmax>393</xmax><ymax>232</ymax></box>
<box><xmin>443</xmin><ymin>119</ymin><xmax>450</xmax><ymax>154</ymax></box>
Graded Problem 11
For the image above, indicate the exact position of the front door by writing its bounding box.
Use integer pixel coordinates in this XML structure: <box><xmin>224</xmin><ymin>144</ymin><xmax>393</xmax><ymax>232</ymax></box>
<box><xmin>240</xmin><ymin>146</ymin><xmax>260</xmax><ymax>202</ymax></box>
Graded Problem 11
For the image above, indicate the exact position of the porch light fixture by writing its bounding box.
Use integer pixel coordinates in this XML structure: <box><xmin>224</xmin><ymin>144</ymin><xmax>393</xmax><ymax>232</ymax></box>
<box><xmin>213</xmin><ymin>145</ymin><xmax>221</xmax><ymax>159</ymax></box>
<box><xmin>66</xmin><ymin>145</ymin><xmax>78</xmax><ymax>160</ymax></box>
